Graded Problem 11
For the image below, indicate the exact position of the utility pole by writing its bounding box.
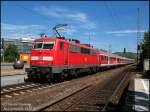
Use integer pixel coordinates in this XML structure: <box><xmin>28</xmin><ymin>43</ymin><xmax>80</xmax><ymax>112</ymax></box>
<box><xmin>89</xmin><ymin>33</ymin><xmax>91</xmax><ymax>45</ymax></box>
<box><xmin>108</xmin><ymin>44</ymin><xmax>112</xmax><ymax>53</ymax></box>
<box><xmin>2</xmin><ymin>38</ymin><xmax>5</xmax><ymax>62</ymax></box>
<box><xmin>89</xmin><ymin>32</ymin><xmax>95</xmax><ymax>46</ymax></box>
<box><xmin>137</xmin><ymin>8</ymin><xmax>140</xmax><ymax>68</ymax></box>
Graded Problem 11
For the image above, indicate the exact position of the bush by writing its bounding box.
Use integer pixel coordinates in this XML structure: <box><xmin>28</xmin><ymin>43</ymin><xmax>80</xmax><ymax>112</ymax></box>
<box><xmin>4</xmin><ymin>44</ymin><xmax>19</xmax><ymax>62</ymax></box>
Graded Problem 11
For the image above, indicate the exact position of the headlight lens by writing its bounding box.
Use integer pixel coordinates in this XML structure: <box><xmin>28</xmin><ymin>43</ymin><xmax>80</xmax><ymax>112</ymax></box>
<box><xmin>42</xmin><ymin>56</ymin><xmax>53</xmax><ymax>61</ymax></box>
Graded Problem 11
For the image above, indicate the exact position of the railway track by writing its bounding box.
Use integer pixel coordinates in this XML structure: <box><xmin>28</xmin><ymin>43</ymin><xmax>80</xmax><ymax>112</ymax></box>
<box><xmin>1</xmin><ymin>65</ymin><xmax>133</xmax><ymax>111</ymax></box>
<box><xmin>1</xmin><ymin>81</ymin><xmax>73</xmax><ymax>99</ymax></box>
<box><xmin>1</xmin><ymin>83</ymin><xmax>43</xmax><ymax>97</ymax></box>
<box><xmin>0</xmin><ymin>66</ymin><xmax>118</xmax><ymax>98</ymax></box>
<box><xmin>42</xmin><ymin>67</ymin><xmax>132</xmax><ymax>111</ymax></box>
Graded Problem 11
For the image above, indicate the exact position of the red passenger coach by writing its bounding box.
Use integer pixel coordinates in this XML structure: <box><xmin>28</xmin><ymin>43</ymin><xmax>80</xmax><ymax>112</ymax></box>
<box><xmin>98</xmin><ymin>51</ymin><xmax>109</xmax><ymax>66</ymax></box>
<box><xmin>109</xmin><ymin>54</ymin><xmax>117</xmax><ymax>65</ymax></box>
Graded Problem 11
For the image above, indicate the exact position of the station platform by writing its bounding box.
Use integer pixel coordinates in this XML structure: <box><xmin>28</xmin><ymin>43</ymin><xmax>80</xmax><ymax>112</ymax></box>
<box><xmin>128</xmin><ymin>78</ymin><xmax>149</xmax><ymax>111</ymax></box>
<box><xmin>1</xmin><ymin>64</ymin><xmax>29</xmax><ymax>76</ymax></box>
<box><xmin>1</xmin><ymin>74</ymin><xmax>27</xmax><ymax>87</ymax></box>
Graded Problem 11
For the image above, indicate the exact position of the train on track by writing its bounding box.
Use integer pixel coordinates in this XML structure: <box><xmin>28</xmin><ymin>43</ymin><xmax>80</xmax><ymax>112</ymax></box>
<box><xmin>25</xmin><ymin>25</ymin><xmax>134</xmax><ymax>82</ymax></box>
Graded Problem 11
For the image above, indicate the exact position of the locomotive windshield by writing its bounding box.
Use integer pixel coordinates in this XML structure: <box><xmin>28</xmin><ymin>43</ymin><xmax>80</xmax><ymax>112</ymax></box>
<box><xmin>34</xmin><ymin>43</ymin><xmax>43</xmax><ymax>49</ymax></box>
<box><xmin>33</xmin><ymin>40</ymin><xmax>55</xmax><ymax>50</ymax></box>
<box><xmin>43</xmin><ymin>43</ymin><xmax>54</xmax><ymax>49</ymax></box>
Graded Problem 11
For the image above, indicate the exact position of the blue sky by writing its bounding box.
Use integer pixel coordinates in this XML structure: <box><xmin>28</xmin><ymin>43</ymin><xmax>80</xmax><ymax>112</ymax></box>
<box><xmin>1</xmin><ymin>1</ymin><xmax>149</xmax><ymax>53</ymax></box>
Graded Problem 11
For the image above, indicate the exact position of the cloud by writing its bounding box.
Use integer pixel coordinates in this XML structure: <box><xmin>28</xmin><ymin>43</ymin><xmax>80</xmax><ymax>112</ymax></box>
<box><xmin>115</xmin><ymin>33</ymin><xmax>127</xmax><ymax>37</ymax></box>
<box><xmin>1</xmin><ymin>23</ymin><xmax>77</xmax><ymax>38</ymax></box>
<box><xmin>33</xmin><ymin>6</ymin><xmax>96</xmax><ymax>30</ymax></box>
<box><xmin>1</xmin><ymin>23</ymin><xmax>44</xmax><ymax>31</ymax></box>
<box><xmin>106</xmin><ymin>30</ymin><xmax>146</xmax><ymax>34</ymax></box>
<box><xmin>1</xmin><ymin>23</ymin><xmax>46</xmax><ymax>38</ymax></box>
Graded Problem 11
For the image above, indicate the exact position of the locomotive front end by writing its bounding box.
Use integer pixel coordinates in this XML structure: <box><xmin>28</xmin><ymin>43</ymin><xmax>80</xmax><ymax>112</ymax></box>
<box><xmin>26</xmin><ymin>38</ymin><xmax>55</xmax><ymax>82</ymax></box>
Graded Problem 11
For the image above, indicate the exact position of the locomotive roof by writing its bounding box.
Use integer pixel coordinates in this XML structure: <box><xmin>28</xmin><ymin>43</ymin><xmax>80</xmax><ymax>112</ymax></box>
<box><xmin>34</xmin><ymin>37</ymin><xmax>97</xmax><ymax>50</ymax></box>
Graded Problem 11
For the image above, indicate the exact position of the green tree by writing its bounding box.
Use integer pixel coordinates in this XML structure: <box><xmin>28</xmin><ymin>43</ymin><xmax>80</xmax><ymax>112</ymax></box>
<box><xmin>139</xmin><ymin>31</ymin><xmax>150</xmax><ymax>70</ymax></box>
<box><xmin>4</xmin><ymin>44</ymin><xmax>19</xmax><ymax>62</ymax></box>
<box><xmin>141</xmin><ymin>31</ymin><xmax>150</xmax><ymax>59</ymax></box>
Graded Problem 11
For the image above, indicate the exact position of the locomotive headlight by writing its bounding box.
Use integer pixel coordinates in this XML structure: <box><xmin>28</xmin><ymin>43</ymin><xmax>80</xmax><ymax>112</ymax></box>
<box><xmin>31</xmin><ymin>56</ymin><xmax>39</xmax><ymax>60</ymax></box>
<box><xmin>42</xmin><ymin>56</ymin><xmax>53</xmax><ymax>61</ymax></box>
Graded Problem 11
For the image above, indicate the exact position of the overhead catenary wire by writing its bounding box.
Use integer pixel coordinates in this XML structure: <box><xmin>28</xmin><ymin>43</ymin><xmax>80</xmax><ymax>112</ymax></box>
<box><xmin>109</xmin><ymin>1</ymin><xmax>124</xmax><ymax>31</ymax></box>
<box><xmin>103</xmin><ymin>1</ymin><xmax>123</xmax><ymax>31</ymax></box>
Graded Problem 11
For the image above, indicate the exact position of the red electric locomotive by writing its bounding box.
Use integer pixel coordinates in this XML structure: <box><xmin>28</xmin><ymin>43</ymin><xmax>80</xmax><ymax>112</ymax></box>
<box><xmin>26</xmin><ymin>37</ymin><xmax>99</xmax><ymax>81</ymax></box>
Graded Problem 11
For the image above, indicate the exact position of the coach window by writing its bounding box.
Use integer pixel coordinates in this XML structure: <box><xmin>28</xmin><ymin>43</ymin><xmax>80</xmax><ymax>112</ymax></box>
<box><xmin>60</xmin><ymin>42</ymin><xmax>64</xmax><ymax>50</ymax></box>
<box><xmin>104</xmin><ymin>56</ymin><xmax>106</xmax><ymax>61</ymax></box>
<box><xmin>102</xmin><ymin>56</ymin><xmax>104</xmax><ymax>61</ymax></box>
<box><xmin>106</xmin><ymin>56</ymin><xmax>108</xmax><ymax>61</ymax></box>
<box><xmin>101</xmin><ymin>56</ymin><xmax>103</xmax><ymax>60</ymax></box>
<box><xmin>110</xmin><ymin>58</ymin><xmax>112</xmax><ymax>61</ymax></box>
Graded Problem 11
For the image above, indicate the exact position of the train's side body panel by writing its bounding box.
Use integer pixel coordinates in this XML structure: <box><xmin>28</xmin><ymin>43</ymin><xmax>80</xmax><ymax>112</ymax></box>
<box><xmin>68</xmin><ymin>44</ymin><xmax>98</xmax><ymax>67</ymax></box>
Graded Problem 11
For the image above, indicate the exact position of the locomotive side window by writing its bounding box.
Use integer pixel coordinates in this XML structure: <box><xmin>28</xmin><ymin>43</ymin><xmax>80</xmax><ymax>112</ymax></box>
<box><xmin>69</xmin><ymin>44</ymin><xmax>80</xmax><ymax>52</ymax></box>
<box><xmin>81</xmin><ymin>47</ymin><xmax>90</xmax><ymax>54</ymax></box>
<box><xmin>70</xmin><ymin>45</ymin><xmax>75</xmax><ymax>52</ymax></box>
<box><xmin>60</xmin><ymin>42</ymin><xmax>64</xmax><ymax>50</ymax></box>
<box><xmin>76</xmin><ymin>46</ymin><xmax>80</xmax><ymax>52</ymax></box>
<box><xmin>90</xmin><ymin>50</ymin><xmax>96</xmax><ymax>55</ymax></box>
